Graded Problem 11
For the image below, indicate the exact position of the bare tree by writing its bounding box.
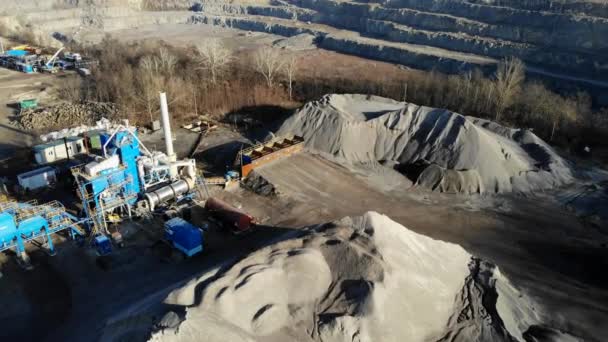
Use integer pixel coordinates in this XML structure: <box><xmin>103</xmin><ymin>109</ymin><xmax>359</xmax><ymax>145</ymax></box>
<box><xmin>139</xmin><ymin>55</ymin><xmax>159</xmax><ymax>75</ymax></box>
<box><xmin>283</xmin><ymin>55</ymin><xmax>298</xmax><ymax>99</ymax></box>
<box><xmin>253</xmin><ymin>48</ymin><xmax>284</xmax><ymax>88</ymax></box>
<box><xmin>158</xmin><ymin>48</ymin><xmax>177</xmax><ymax>74</ymax></box>
<box><xmin>493</xmin><ymin>57</ymin><xmax>525</xmax><ymax>121</ymax></box>
<box><xmin>195</xmin><ymin>39</ymin><xmax>233</xmax><ymax>84</ymax></box>
<box><xmin>137</xmin><ymin>57</ymin><xmax>164</xmax><ymax>123</ymax></box>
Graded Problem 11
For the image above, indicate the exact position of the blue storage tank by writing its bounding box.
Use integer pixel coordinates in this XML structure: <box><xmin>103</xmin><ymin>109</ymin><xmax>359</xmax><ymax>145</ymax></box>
<box><xmin>164</xmin><ymin>218</ymin><xmax>203</xmax><ymax>257</ymax></box>
<box><xmin>17</xmin><ymin>216</ymin><xmax>49</xmax><ymax>238</ymax></box>
<box><xmin>0</xmin><ymin>213</ymin><xmax>17</xmax><ymax>246</ymax></box>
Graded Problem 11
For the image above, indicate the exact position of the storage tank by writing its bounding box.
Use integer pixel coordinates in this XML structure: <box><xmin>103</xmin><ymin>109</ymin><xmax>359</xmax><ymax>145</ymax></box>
<box><xmin>17</xmin><ymin>216</ymin><xmax>48</xmax><ymax>238</ymax></box>
<box><xmin>204</xmin><ymin>197</ymin><xmax>255</xmax><ymax>233</ymax></box>
<box><xmin>0</xmin><ymin>213</ymin><xmax>17</xmax><ymax>246</ymax></box>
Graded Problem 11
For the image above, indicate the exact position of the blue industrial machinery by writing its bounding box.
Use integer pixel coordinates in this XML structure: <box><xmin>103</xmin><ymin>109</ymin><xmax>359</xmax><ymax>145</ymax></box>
<box><xmin>1</xmin><ymin>94</ymin><xmax>200</xmax><ymax>265</ymax></box>
<box><xmin>71</xmin><ymin>120</ymin><xmax>198</xmax><ymax>246</ymax></box>
<box><xmin>0</xmin><ymin>200</ymin><xmax>84</xmax><ymax>267</ymax></box>
<box><xmin>164</xmin><ymin>217</ymin><xmax>203</xmax><ymax>257</ymax></box>
<box><xmin>93</xmin><ymin>235</ymin><xmax>112</xmax><ymax>256</ymax></box>
<box><xmin>71</xmin><ymin>128</ymin><xmax>142</xmax><ymax>238</ymax></box>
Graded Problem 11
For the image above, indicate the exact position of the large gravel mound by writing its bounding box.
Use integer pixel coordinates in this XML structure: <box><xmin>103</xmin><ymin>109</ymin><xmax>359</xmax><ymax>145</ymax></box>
<box><xmin>277</xmin><ymin>94</ymin><xmax>573</xmax><ymax>193</ymax></box>
<box><xmin>149</xmin><ymin>212</ymin><xmax>542</xmax><ymax>342</ymax></box>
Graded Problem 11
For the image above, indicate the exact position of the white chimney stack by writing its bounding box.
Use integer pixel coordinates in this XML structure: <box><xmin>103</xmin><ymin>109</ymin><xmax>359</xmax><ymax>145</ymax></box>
<box><xmin>159</xmin><ymin>92</ymin><xmax>176</xmax><ymax>161</ymax></box>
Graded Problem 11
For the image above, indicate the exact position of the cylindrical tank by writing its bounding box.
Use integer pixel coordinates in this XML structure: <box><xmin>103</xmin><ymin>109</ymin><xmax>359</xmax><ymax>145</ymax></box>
<box><xmin>204</xmin><ymin>197</ymin><xmax>255</xmax><ymax>233</ymax></box>
<box><xmin>0</xmin><ymin>213</ymin><xmax>17</xmax><ymax>245</ymax></box>
<box><xmin>145</xmin><ymin>179</ymin><xmax>191</xmax><ymax>210</ymax></box>
<box><xmin>17</xmin><ymin>216</ymin><xmax>48</xmax><ymax>237</ymax></box>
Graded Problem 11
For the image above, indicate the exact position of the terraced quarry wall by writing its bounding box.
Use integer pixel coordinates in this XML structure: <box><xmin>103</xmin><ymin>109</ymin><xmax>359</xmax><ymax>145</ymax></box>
<box><xmin>1</xmin><ymin>0</ymin><xmax>606</xmax><ymax>101</ymax></box>
<box><xmin>190</xmin><ymin>0</ymin><xmax>608</xmax><ymax>96</ymax></box>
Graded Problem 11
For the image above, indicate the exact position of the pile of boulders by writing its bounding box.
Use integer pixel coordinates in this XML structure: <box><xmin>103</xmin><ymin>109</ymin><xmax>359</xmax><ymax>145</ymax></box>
<box><xmin>14</xmin><ymin>102</ymin><xmax>120</xmax><ymax>132</ymax></box>
<box><xmin>242</xmin><ymin>170</ymin><xmax>279</xmax><ymax>197</ymax></box>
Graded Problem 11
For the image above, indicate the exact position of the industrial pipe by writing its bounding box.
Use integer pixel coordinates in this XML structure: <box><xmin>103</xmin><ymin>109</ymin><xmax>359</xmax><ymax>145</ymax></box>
<box><xmin>159</xmin><ymin>92</ymin><xmax>175</xmax><ymax>161</ymax></box>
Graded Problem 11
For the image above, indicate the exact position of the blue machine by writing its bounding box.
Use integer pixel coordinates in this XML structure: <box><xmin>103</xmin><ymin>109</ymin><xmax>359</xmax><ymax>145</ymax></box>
<box><xmin>93</xmin><ymin>235</ymin><xmax>112</xmax><ymax>256</ymax></box>
<box><xmin>164</xmin><ymin>217</ymin><xmax>203</xmax><ymax>257</ymax></box>
<box><xmin>17</xmin><ymin>63</ymin><xmax>34</xmax><ymax>73</ymax></box>
<box><xmin>73</xmin><ymin>129</ymin><xmax>142</xmax><ymax>237</ymax></box>
<box><xmin>0</xmin><ymin>200</ymin><xmax>84</xmax><ymax>265</ymax></box>
<box><xmin>99</xmin><ymin>129</ymin><xmax>142</xmax><ymax>199</ymax></box>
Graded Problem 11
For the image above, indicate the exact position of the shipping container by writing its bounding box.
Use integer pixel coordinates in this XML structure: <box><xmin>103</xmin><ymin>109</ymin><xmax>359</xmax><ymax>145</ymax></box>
<box><xmin>34</xmin><ymin>137</ymin><xmax>86</xmax><ymax>165</ymax></box>
<box><xmin>19</xmin><ymin>99</ymin><xmax>37</xmax><ymax>110</ymax></box>
<box><xmin>17</xmin><ymin>166</ymin><xmax>56</xmax><ymax>190</ymax></box>
<box><xmin>85</xmin><ymin>130</ymin><xmax>103</xmax><ymax>150</ymax></box>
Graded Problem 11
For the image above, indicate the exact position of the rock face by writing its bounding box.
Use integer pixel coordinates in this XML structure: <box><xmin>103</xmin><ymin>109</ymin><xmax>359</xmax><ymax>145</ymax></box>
<box><xmin>3</xmin><ymin>0</ymin><xmax>606</xmax><ymax>98</ymax></box>
<box><xmin>277</xmin><ymin>94</ymin><xmax>572</xmax><ymax>194</ymax></box>
<box><xmin>189</xmin><ymin>0</ymin><xmax>608</xmax><ymax>96</ymax></box>
<box><xmin>149</xmin><ymin>212</ymin><xmax>542</xmax><ymax>342</ymax></box>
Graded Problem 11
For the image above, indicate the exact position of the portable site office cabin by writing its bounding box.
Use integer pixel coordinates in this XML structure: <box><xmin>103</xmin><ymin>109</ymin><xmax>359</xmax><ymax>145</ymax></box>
<box><xmin>17</xmin><ymin>166</ymin><xmax>56</xmax><ymax>190</ymax></box>
<box><xmin>34</xmin><ymin>137</ymin><xmax>86</xmax><ymax>165</ymax></box>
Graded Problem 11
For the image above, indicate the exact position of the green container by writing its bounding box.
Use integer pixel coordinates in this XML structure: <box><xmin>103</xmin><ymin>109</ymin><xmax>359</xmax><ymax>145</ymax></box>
<box><xmin>88</xmin><ymin>133</ymin><xmax>102</xmax><ymax>149</ymax></box>
<box><xmin>19</xmin><ymin>99</ymin><xmax>38</xmax><ymax>110</ymax></box>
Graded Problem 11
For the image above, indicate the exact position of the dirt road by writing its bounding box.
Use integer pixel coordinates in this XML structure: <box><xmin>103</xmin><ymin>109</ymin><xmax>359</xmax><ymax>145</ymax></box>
<box><xmin>0</xmin><ymin>68</ymin><xmax>61</xmax><ymax>160</ymax></box>
<box><xmin>255</xmin><ymin>153</ymin><xmax>608</xmax><ymax>341</ymax></box>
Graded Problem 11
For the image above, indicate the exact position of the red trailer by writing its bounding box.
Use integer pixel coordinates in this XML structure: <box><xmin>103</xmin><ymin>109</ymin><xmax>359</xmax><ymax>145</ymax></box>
<box><xmin>204</xmin><ymin>197</ymin><xmax>256</xmax><ymax>233</ymax></box>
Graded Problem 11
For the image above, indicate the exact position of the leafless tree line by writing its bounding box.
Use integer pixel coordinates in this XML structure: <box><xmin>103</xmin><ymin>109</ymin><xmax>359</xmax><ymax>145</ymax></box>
<box><xmin>63</xmin><ymin>37</ymin><xmax>604</xmax><ymax>149</ymax></box>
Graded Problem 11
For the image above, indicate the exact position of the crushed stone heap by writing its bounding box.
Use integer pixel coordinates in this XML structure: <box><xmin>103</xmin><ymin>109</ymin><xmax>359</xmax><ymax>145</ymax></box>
<box><xmin>149</xmin><ymin>212</ymin><xmax>544</xmax><ymax>342</ymax></box>
<box><xmin>277</xmin><ymin>94</ymin><xmax>573</xmax><ymax>193</ymax></box>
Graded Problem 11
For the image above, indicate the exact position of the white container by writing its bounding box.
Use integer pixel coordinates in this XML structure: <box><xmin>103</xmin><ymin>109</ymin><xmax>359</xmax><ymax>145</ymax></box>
<box><xmin>33</xmin><ymin>137</ymin><xmax>87</xmax><ymax>165</ymax></box>
<box><xmin>85</xmin><ymin>155</ymin><xmax>120</xmax><ymax>176</ymax></box>
<box><xmin>34</xmin><ymin>144</ymin><xmax>56</xmax><ymax>164</ymax></box>
<box><xmin>17</xmin><ymin>166</ymin><xmax>57</xmax><ymax>190</ymax></box>
<box><xmin>53</xmin><ymin>142</ymin><xmax>68</xmax><ymax>160</ymax></box>
<box><xmin>67</xmin><ymin>137</ymin><xmax>86</xmax><ymax>157</ymax></box>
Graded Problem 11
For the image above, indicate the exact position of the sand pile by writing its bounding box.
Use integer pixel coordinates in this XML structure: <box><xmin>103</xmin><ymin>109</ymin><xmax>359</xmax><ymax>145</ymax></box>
<box><xmin>149</xmin><ymin>212</ymin><xmax>541</xmax><ymax>342</ymax></box>
<box><xmin>276</xmin><ymin>94</ymin><xmax>573</xmax><ymax>193</ymax></box>
<box><xmin>14</xmin><ymin>102</ymin><xmax>119</xmax><ymax>132</ymax></box>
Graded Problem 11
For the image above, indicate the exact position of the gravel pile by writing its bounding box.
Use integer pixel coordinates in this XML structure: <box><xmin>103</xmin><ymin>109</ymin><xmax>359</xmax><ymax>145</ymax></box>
<box><xmin>277</xmin><ymin>94</ymin><xmax>573</xmax><ymax>193</ymax></box>
<box><xmin>14</xmin><ymin>102</ymin><xmax>120</xmax><ymax>132</ymax></box>
<box><xmin>149</xmin><ymin>212</ymin><xmax>542</xmax><ymax>342</ymax></box>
